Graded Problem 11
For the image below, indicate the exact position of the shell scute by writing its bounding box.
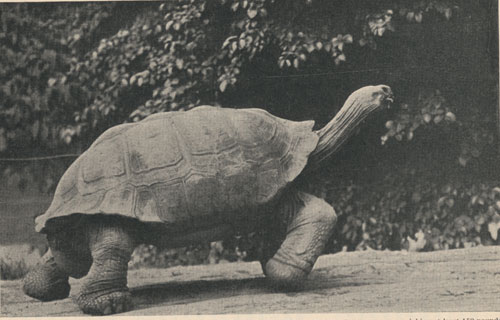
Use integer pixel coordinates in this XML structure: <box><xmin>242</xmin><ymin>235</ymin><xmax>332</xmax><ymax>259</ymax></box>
<box><xmin>82</xmin><ymin>137</ymin><xmax>126</xmax><ymax>184</ymax></box>
<box><xmin>222</xmin><ymin>169</ymin><xmax>257</xmax><ymax>210</ymax></box>
<box><xmin>184</xmin><ymin>173</ymin><xmax>221</xmax><ymax>216</ymax></box>
<box><xmin>173</xmin><ymin>109</ymin><xmax>229</xmax><ymax>155</ymax></box>
<box><xmin>231</xmin><ymin>109</ymin><xmax>277</xmax><ymax>147</ymax></box>
<box><xmin>126</xmin><ymin>118</ymin><xmax>183</xmax><ymax>174</ymax></box>
<box><xmin>255</xmin><ymin>160</ymin><xmax>281</xmax><ymax>203</ymax></box>
<box><xmin>152</xmin><ymin>182</ymin><xmax>189</xmax><ymax>224</ymax></box>
<box><xmin>134</xmin><ymin>188</ymin><xmax>160</xmax><ymax>222</ymax></box>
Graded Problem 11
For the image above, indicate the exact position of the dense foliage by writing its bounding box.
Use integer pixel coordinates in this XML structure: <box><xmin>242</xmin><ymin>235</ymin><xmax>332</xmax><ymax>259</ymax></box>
<box><xmin>0</xmin><ymin>1</ymin><xmax>498</xmax><ymax>263</ymax></box>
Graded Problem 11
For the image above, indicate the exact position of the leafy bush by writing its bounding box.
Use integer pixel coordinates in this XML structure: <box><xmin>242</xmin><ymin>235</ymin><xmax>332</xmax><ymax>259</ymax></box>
<box><xmin>0</xmin><ymin>244</ymin><xmax>42</xmax><ymax>280</ymax></box>
<box><xmin>324</xmin><ymin>174</ymin><xmax>500</xmax><ymax>253</ymax></box>
<box><xmin>129</xmin><ymin>240</ymin><xmax>251</xmax><ymax>269</ymax></box>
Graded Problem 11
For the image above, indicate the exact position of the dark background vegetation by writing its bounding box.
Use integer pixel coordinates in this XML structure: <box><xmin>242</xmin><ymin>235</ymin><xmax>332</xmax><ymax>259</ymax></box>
<box><xmin>0</xmin><ymin>0</ymin><xmax>498</xmax><ymax>269</ymax></box>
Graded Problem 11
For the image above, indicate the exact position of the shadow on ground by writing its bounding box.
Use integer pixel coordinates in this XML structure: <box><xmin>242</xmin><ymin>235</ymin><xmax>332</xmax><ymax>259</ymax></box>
<box><xmin>130</xmin><ymin>271</ymin><xmax>381</xmax><ymax>313</ymax></box>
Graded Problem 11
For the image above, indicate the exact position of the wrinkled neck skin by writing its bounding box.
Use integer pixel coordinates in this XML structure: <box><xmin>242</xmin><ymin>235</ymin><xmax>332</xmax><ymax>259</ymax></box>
<box><xmin>303</xmin><ymin>95</ymin><xmax>376</xmax><ymax>176</ymax></box>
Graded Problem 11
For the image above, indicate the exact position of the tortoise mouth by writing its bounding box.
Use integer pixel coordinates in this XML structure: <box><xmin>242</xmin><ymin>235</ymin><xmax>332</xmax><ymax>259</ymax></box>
<box><xmin>384</xmin><ymin>95</ymin><xmax>394</xmax><ymax>109</ymax></box>
<box><xmin>382</xmin><ymin>89</ymin><xmax>394</xmax><ymax>109</ymax></box>
<box><xmin>376</xmin><ymin>85</ymin><xmax>394</xmax><ymax>109</ymax></box>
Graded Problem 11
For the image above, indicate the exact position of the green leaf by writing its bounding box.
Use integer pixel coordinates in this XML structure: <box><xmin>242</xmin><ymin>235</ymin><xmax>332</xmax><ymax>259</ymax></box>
<box><xmin>423</xmin><ymin>114</ymin><xmax>432</xmax><ymax>123</ymax></box>
<box><xmin>176</xmin><ymin>59</ymin><xmax>184</xmax><ymax>69</ymax></box>
<box><xmin>247</xmin><ymin>9</ymin><xmax>258</xmax><ymax>19</ymax></box>
<box><xmin>444</xmin><ymin>8</ymin><xmax>452</xmax><ymax>20</ymax></box>
<box><xmin>433</xmin><ymin>114</ymin><xmax>444</xmax><ymax>124</ymax></box>
<box><xmin>47</xmin><ymin>78</ymin><xmax>57</xmax><ymax>87</ymax></box>
<box><xmin>415</xmin><ymin>12</ymin><xmax>423</xmax><ymax>23</ymax></box>
<box><xmin>239</xmin><ymin>38</ymin><xmax>246</xmax><ymax>49</ymax></box>
<box><xmin>219</xmin><ymin>79</ymin><xmax>228</xmax><ymax>92</ymax></box>
<box><xmin>445</xmin><ymin>111</ymin><xmax>456</xmax><ymax>122</ymax></box>
<box><xmin>222</xmin><ymin>36</ymin><xmax>237</xmax><ymax>49</ymax></box>
<box><xmin>381</xmin><ymin>134</ymin><xmax>388</xmax><ymax>145</ymax></box>
<box><xmin>335</xmin><ymin>53</ymin><xmax>346</xmax><ymax>65</ymax></box>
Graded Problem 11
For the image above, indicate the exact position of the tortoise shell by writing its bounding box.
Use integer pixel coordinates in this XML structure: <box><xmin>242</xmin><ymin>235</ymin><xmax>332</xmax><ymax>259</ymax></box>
<box><xmin>35</xmin><ymin>106</ymin><xmax>319</xmax><ymax>232</ymax></box>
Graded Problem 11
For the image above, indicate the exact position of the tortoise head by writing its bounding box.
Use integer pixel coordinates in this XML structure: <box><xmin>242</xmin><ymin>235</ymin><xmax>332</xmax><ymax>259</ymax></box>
<box><xmin>304</xmin><ymin>85</ymin><xmax>394</xmax><ymax>172</ymax></box>
<box><xmin>343</xmin><ymin>85</ymin><xmax>394</xmax><ymax>115</ymax></box>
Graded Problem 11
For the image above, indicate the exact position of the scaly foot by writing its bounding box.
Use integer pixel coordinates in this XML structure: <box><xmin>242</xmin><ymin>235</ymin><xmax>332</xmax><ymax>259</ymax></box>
<box><xmin>75</xmin><ymin>290</ymin><xmax>132</xmax><ymax>315</ymax></box>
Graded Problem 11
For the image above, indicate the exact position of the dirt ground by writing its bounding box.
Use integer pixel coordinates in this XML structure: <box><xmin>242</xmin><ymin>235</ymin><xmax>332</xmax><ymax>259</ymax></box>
<box><xmin>1</xmin><ymin>246</ymin><xmax>499</xmax><ymax>316</ymax></box>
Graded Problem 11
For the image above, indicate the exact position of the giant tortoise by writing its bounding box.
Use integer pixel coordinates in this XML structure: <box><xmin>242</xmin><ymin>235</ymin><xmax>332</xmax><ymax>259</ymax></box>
<box><xmin>23</xmin><ymin>85</ymin><xmax>394</xmax><ymax>315</ymax></box>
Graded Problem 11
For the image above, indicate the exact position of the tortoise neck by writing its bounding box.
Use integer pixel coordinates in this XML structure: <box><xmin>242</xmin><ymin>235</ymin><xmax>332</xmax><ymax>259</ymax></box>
<box><xmin>305</xmin><ymin>96</ymin><xmax>371</xmax><ymax>173</ymax></box>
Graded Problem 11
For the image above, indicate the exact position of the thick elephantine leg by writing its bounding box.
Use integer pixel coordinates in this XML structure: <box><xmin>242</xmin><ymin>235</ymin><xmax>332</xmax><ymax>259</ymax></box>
<box><xmin>262</xmin><ymin>191</ymin><xmax>337</xmax><ymax>287</ymax></box>
<box><xmin>75</xmin><ymin>222</ymin><xmax>135</xmax><ymax>315</ymax></box>
<box><xmin>23</xmin><ymin>249</ymin><xmax>70</xmax><ymax>301</ymax></box>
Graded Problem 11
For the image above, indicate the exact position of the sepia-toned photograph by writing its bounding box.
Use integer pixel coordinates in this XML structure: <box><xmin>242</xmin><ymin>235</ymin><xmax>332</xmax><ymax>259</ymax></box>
<box><xmin>0</xmin><ymin>0</ymin><xmax>498</xmax><ymax>317</ymax></box>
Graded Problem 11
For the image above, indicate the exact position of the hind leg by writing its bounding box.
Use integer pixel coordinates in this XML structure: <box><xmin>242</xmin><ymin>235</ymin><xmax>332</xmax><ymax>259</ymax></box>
<box><xmin>23</xmin><ymin>231</ymin><xmax>92</xmax><ymax>301</ymax></box>
<box><xmin>75</xmin><ymin>223</ymin><xmax>135</xmax><ymax>315</ymax></box>
<box><xmin>261</xmin><ymin>191</ymin><xmax>337</xmax><ymax>286</ymax></box>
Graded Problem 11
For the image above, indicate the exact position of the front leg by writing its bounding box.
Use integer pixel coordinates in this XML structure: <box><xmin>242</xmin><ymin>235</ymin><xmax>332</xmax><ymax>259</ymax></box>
<box><xmin>23</xmin><ymin>230</ymin><xmax>92</xmax><ymax>302</ymax></box>
<box><xmin>22</xmin><ymin>249</ymin><xmax>70</xmax><ymax>301</ymax></box>
<box><xmin>75</xmin><ymin>222</ymin><xmax>135</xmax><ymax>315</ymax></box>
<box><xmin>262</xmin><ymin>191</ymin><xmax>337</xmax><ymax>286</ymax></box>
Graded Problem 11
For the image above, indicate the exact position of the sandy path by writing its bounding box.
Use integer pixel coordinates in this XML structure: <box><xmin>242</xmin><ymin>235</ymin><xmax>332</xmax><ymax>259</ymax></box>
<box><xmin>2</xmin><ymin>246</ymin><xmax>499</xmax><ymax>316</ymax></box>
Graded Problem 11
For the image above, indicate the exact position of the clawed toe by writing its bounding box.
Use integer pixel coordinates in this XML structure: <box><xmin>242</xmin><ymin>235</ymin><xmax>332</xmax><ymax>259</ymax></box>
<box><xmin>75</xmin><ymin>290</ymin><xmax>132</xmax><ymax>315</ymax></box>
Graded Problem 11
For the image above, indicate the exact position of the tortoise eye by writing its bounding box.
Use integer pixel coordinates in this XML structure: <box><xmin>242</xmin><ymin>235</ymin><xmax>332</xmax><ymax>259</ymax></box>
<box><xmin>380</xmin><ymin>85</ymin><xmax>391</xmax><ymax>94</ymax></box>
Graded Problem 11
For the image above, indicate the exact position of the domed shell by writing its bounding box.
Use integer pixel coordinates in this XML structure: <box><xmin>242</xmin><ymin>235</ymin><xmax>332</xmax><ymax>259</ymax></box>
<box><xmin>35</xmin><ymin>106</ymin><xmax>319</xmax><ymax>232</ymax></box>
